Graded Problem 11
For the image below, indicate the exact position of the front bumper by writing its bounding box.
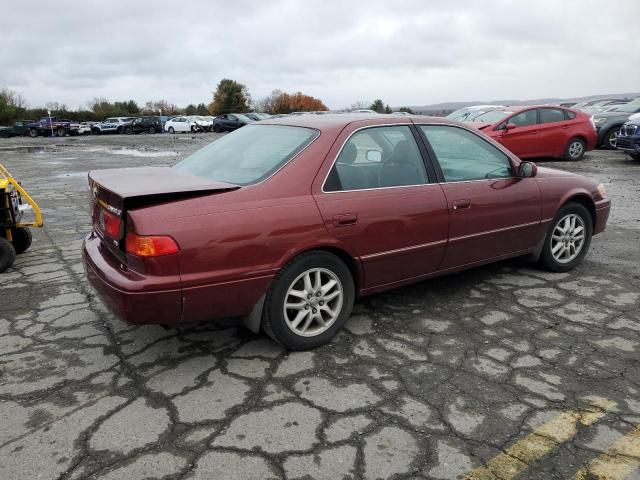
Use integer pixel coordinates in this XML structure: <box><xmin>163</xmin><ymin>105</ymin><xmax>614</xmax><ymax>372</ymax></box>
<box><xmin>82</xmin><ymin>233</ymin><xmax>182</xmax><ymax>325</ymax></box>
<box><xmin>594</xmin><ymin>199</ymin><xmax>611</xmax><ymax>235</ymax></box>
<box><xmin>616</xmin><ymin>135</ymin><xmax>640</xmax><ymax>155</ymax></box>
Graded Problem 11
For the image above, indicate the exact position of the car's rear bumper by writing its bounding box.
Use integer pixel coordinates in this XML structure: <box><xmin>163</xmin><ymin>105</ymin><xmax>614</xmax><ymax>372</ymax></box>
<box><xmin>82</xmin><ymin>234</ymin><xmax>182</xmax><ymax>325</ymax></box>
<box><xmin>594</xmin><ymin>199</ymin><xmax>611</xmax><ymax>235</ymax></box>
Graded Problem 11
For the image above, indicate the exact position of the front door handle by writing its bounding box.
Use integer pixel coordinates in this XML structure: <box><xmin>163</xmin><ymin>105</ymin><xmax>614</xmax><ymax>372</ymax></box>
<box><xmin>333</xmin><ymin>213</ymin><xmax>358</xmax><ymax>226</ymax></box>
<box><xmin>452</xmin><ymin>199</ymin><xmax>471</xmax><ymax>211</ymax></box>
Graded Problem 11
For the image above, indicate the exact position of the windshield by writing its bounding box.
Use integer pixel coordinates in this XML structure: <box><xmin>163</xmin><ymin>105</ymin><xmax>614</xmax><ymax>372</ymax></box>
<box><xmin>473</xmin><ymin>110</ymin><xmax>514</xmax><ymax>123</ymax></box>
<box><xmin>613</xmin><ymin>99</ymin><xmax>640</xmax><ymax>113</ymax></box>
<box><xmin>174</xmin><ymin>124</ymin><xmax>318</xmax><ymax>185</ymax></box>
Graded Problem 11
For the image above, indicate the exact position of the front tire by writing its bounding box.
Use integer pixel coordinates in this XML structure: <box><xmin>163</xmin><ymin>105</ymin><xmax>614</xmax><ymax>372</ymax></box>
<box><xmin>564</xmin><ymin>138</ymin><xmax>585</xmax><ymax>161</ymax></box>
<box><xmin>10</xmin><ymin>227</ymin><xmax>32</xmax><ymax>254</ymax></box>
<box><xmin>56</xmin><ymin>127</ymin><xmax>66</xmax><ymax>137</ymax></box>
<box><xmin>213</xmin><ymin>124</ymin><xmax>222</xmax><ymax>133</ymax></box>
<box><xmin>603</xmin><ymin>127</ymin><xmax>620</xmax><ymax>149</ymax></box>
<box><xmin>262</xmin><ymin>251</ymin><xmax>355</xmax><ymax>350</ymax></box>
<box><xmin>28</xmin><ymin>128</ymin><xmax>38</xmax><ymax>138</ymax></box>
<box><xmin>149</xmin><ymin>126</ymin><xmax>156</xmax><ymax>134</ymax></box>
<box><xmin>630</xmin><ymin>153</ymin><xmax>640</xmax><ymax>161</ymax></box>
<box><xmin>168</xmin><ymin>127</ymin><xmax>175</xmax><ymax>134</ymax></box>
<box><xmin>539</xmin><ymin>202</ymin><xmax>593</xmax><ymax>272</ymax></box>
<box><xmin>0</xmin><ymin>237</ymin><xmax>16</xmax><ymax>273</ymax></box>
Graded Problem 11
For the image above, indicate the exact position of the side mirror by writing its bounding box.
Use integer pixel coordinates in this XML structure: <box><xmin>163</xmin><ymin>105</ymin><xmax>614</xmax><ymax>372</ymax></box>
<box><xmin>518</xmin><ymin>161</ymin><xmax>537</xmax><ymax>178</ymax></box>
<box><xmin>366</xmin><ymin>150</ymin><xmax>382</xmax><ymax>163</ymax></box>
<box><xmin>504</xmin><ymin>123</ymin><xmax>516</xmax><ymax>131</ymax></box>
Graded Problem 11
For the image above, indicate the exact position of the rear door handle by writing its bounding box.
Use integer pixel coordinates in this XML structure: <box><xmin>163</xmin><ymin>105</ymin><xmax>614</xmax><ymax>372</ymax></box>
<box><xmin>333</xmin><ymin>213</ymin><xmax>358</xmax><ymax>226</ymax></box>
<box><xmin>452</xmin><ymin>199</ymin><xmax>471</xmax><ymax>211</ymax></box>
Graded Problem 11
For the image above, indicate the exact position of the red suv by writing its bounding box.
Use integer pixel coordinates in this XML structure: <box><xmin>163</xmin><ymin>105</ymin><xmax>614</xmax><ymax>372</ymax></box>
<box><xmin>468</xmin><ymin>106</ymin><xmax>597</xmax><ymax>161</ymax></box>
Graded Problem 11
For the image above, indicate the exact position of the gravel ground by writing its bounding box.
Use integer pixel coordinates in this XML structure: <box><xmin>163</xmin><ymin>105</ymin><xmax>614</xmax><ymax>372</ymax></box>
<box><xmin>0</xmin><ymin>132</ymin><xmax>639</xmax><ymax>480</ymax></box>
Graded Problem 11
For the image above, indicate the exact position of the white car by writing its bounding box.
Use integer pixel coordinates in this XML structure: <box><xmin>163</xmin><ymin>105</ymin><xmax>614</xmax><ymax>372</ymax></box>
<box><xmin>77</xmin><ymin>122</ymin><xmax>93</xmax><ymax>135</ymax></box>
<box><xmin>165</xmin><ymin>117</ymin><xmax>195</xmax><ymax>134</ymax></box>
<box><xmin>188</xmin><ymin>116</ymin><xmax>213</xmax><ymax>131</ymax></box>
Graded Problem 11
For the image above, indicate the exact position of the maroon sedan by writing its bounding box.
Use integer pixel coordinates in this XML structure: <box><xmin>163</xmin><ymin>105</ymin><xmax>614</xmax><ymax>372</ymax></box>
<box><xmin>83</xmin><ymin>114</ymin><xmax>610</xmax><ymax>349</ymax></box>
<box><xmin>468</xmin><ymin>105</ymin><xmax>597</xmax><ymax>161</ymax></box>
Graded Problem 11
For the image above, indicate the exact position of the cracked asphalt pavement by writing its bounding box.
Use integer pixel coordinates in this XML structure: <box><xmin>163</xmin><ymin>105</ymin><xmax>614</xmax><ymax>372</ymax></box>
<box><xmin>0</xmin><ymin>133</ymin><xmax>639</xmax><ymax>480</ymax></box>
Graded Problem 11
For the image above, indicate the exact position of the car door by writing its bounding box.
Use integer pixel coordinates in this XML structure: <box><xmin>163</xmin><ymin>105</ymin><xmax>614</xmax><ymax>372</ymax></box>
<box><xmin>227</xmin><ymin>114</ymin><xmax>240</xmax><ymax>130</ymax></box>
<box><xmin>493</xmin><ymin>109</ymin><xmax>539</xmax><ymax>157</ymax></box>
<box><xmin>313</xmin><ymin>124</ymin><xmax>449</xmax><ymax>291</ymax></box>
<box><xmin>418</xmin><ymin>124</ymin><xmax>541</xmax><ymax>269</ymax></box>
<box><xmin>537</xmin><ymin>108</ymin><xmax>570</xmax><ymax>157</ymax></box>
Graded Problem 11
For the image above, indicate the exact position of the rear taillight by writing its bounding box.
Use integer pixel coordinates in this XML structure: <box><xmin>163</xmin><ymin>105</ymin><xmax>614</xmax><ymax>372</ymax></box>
<box><xmin>102</xmin><ymin>209</ymin><xmax>121</xmax><ymax>238</ymax></box>
<box><xmin>125</xmin><ymin>233</ymin><xmax>179</xmax><ymax>257</ymax></box>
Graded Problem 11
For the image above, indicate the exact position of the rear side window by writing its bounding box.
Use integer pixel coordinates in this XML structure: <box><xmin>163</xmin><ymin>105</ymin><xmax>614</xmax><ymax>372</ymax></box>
<box><xmin>420</xmin><ymin>125</ymin><xmax>512</xmax><ymax>182</ymax></box>
<box><xmin>324</xmin><ymin>125</ymin><xmax>427</xmax><ymax>192</ymax></box>
<box><xmin>539</xmin><ymin>108</ymin><xmax>566</xmax><ymax>124</ymax></box>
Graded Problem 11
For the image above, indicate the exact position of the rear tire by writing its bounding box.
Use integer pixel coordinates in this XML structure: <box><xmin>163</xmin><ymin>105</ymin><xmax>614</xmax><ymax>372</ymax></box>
<box><xmin>28</xmin><ymin>128</ymin><xmax>38</xmax><ymax>138</ymax></box>
<box><xmin>11</xmin><ymin>227</ymin><xmax>32</xmax><ymax>254</ymax></box>
<box><xmin>56</xmin><ymin>127</ymin><xmax>66</xmax><ymax>137</ymax></box>
<box><xmin>564</xmin><ymin>138</ymin><xmax>585</xmax><ymax>161</ymax></box>
<box><xmin>213</xmin><ymin>124</ymin><xmax>222</xmax><ymax>133</ymax></box>
<box><xmin>603</xmin><ymin>127</ymin><xmax>620</xmax><ymax>149</ymax></box>
<box><xmin>0</xmin><ymin>237</ymin><xmax>16</xmax><ymax>273</ymax></box>
<box><xmin>149</xmin><ymin>126</ymin><xmax>156</xmax><ymax>134</ymax></box>
<box><xmin>168</xmin><ymin>127</ymin><xmax>175</xmax><ymax>134</ymax></box>
<box><xmin>262</xmin><ymin>251</ymin><xmax>355</xmax><ymax>350</ymax></box>
<box><xmin>539</xmin><ymin>202</ymin><xmax>593</xmax><ymax>272</ymax></box>
<box><xmin>630</xmin><ymin>153</ymin><xmax>640</xmax><ymax>161</ymax></box>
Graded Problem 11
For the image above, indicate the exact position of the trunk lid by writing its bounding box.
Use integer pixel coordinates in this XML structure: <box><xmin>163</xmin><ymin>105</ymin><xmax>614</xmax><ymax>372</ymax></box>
<box><xmin>88</xmin><ymin>166</ymin><xmax>239</xmax><ymax>259</ymax></box>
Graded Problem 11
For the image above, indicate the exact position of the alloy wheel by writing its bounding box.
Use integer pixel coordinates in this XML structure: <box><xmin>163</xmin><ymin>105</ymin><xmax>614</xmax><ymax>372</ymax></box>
<box><xmin>283</xmin><ymin>268</ymin><xmax>343</xmax><ymax>337</ymax></box>
<box><xmin>551</xmin><ymin>214</ymin><xmax>586</xmax><ymax>264</ymax></box>
<box><xmin>609</xmin><ymin>130</ymin><xmax>618</xmax><ymax>148</ymax></box>
<box><xmin>568</xmin><ymin>141</ymin><xmax>584</xmax><ymax>160</ymax></box>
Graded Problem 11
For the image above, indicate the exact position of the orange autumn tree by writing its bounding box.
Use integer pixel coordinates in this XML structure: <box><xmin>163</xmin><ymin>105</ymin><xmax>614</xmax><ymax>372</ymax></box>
<box><xmin>255</xmin><ymin>90</ymin><xmax>328</xmax><ymax>114</ymax></box>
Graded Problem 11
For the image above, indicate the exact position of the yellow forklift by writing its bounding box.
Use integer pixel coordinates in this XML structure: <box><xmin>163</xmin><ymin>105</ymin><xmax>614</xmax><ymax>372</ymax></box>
<box><xmin>0</xmin><ymin>163</ymin><xmax>43</xmax><ymax>272</ymax></box>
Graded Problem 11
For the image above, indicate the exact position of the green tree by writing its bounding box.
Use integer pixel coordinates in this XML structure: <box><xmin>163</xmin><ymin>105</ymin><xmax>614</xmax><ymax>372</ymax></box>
<box><xmin>196</xmin><ymin>103</ymin><xmax>209</xmax><ymax>115</ymax></box>
<box><xmin>369</xmin><ymin>99</ymin><xmax>385</xmax><ymax>113</ymax></box>
<box><xmin>185</xmin><ymin>104</ymin><xmax>197</xmax><ymax>115</ymax></box>
<box><xmin>399</xmin><ymin>106</ymin><xmax>414</xmax><ymax>114</ymax></box>
<box><xmin>384</xmin><ymin>104</ymin><xmax>392</xmax><ymax>114</ymax></box>
<box><xmin>208</xmin><ymin>79</ymin><xmax>251</xmax><ymax>115</ymax></box>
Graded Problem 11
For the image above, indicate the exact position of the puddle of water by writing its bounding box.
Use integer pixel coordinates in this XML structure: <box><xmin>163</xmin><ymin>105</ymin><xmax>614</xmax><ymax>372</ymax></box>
<box><xmin>107</xmin><ymin>147</ymin><xmax>178</xmax><ymax>158</ymax></box>
<box><xmin>0</xmin><ymin>146</ymin><xmax>63</xmax><ymax>153</ymax></box>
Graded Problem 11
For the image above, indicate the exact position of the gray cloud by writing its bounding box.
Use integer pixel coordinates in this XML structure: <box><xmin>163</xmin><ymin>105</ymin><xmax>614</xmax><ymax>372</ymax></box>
<box><xmin>1</xmin><ymin>0</ymin><xmax>638</xmax><ymax>109</ymax></box>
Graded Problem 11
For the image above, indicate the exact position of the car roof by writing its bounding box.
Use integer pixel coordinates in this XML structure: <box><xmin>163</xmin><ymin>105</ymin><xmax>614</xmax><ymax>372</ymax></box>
<box><xmin>259</xmin><ymin>113</ymin><xmax>471</xmax><ymax>132</ymax></box>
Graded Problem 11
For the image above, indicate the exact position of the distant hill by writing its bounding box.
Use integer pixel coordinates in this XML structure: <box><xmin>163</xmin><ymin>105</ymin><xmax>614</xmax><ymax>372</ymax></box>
<box><xmin>402</xmin><ymin>92</ymin><xmax>640</xmax><ymax>115</ymax></box>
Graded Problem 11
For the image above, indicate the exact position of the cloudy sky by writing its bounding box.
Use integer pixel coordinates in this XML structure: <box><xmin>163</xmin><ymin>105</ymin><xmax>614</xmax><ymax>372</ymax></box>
<box><xmin>1</xmin><ymin>0</ymin><xmax>638</xmax><ymax>110</ymax></box>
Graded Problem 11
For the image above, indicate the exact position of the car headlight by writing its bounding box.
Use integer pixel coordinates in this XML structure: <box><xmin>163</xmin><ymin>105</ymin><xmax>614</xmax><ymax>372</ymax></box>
<box><xmin>595</xmin><ymin>183</ymin><xmax>608</xmax><ymax>200</ymax></box>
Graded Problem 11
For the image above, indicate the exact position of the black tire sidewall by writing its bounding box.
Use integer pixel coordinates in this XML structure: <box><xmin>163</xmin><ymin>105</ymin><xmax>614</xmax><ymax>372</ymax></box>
<box><xmin>604</xmin><ymin>127</ymin><xmax>619</xmax><ymax>149</ymax></box>
<box><xmin>11</xmin><ymin>227</ymin><xmax>32</xmax><ymax>254</ymax></box>
<box><xmin>565</xmin><ymin>138</ymin><xmax>585</xmax><ymax>161</ymax></box>
<box><xmin>540</xmin><ymin>203</ymin><xmax>593</xmax><ymax>272</ymax></box>
<box><xmin>264</xmin><ymin>252</ymin><xmax>355</xmax><ymax>350</ymax></box>
<box><xmin>0</xmin><ymin>237</ymin><xmax>16</xmax><ymax>273</ymax></box>
<box><xmin>168</xmin><ymin>127</ymin><xmax>175</xmax><ymax>134</ymax></box>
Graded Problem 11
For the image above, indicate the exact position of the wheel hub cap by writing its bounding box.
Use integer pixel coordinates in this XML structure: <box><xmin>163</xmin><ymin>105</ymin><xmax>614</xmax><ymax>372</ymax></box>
<box><xmin>550</xmin><ymin>213</ymin><xmax>586</xmax><ymax>264</ymax></box>
<box><xmin>283</xmin><ymin>268</ymin><xmax>344</xmax><ymax>337</ymax></box>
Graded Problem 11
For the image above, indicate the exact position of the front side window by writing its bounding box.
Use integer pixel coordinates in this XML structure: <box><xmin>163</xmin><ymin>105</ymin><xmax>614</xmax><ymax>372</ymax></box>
<box><xmin>175</xmin><ymin>124</ymin><xmax>317</xmax><ymax>185</ymax></box>
<box><xmin>509</xmin><ymin>110</ymin><xmax>537</xmax><ymax>127</ymax></box>
<box><xmin>420</xmin><ymin>125</ymin><xmax>512</xmax><ymax>182</ymax></box>
<box><xmin>324</xmin><ymin>125</ymin><xmax>427</xmax><ymax>192</ymax></box>
<box><xmin>539</xmin><ymin>108</ymin><xmax>566</xmax><ymax>124</ymax></box>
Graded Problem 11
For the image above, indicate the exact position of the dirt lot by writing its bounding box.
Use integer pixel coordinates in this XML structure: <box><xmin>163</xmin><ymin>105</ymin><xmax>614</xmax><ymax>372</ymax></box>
<box><xmin>0</xmin><ymin>132</ymin><xmax>639</xmax><ymax>480</ymax></box>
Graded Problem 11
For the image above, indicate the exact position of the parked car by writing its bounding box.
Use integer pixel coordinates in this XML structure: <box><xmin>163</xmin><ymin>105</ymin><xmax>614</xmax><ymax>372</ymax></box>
<box><xmin>592</xmin><ymin>98</ymin><xmax>640</xmax><ymax>149</ymax></box>
<box><xmin>466</xmin><ymin>106</ymin><xmax>596</xmax><ymax>160</ymax></box>
<box><xmin>188</xmin><ymin>116</ymin><xmax>213</xmax><ymax>132</ymax></box>
<box><xmin>125</xmin><ymin>116</ymin><xmax>162</xmax><ymax>134</ymax></box>
<box><xmin>165</xmin><ymin>116</ymin><xmax>195</xmax><ymax>134</ymax></box>
<box><xmin>616</xmin><ymin>117</ymin><xmax>640</xmax><ymax>161</ymax></box>
<box><xmin>92</xmin><ymin>117</ymin><xmax>133</xmax><ymax>135</ymax></box>
<box><xmin>28</xmin><ymin>117</ymin><xmax>81</xmax><ymax>137</ymax></box>
<box><xmin>244</xmin><ymin>112</ymin><xmax>272</xmax><ymax>121</ymax></box>
<box><xmin>581</xmin><ymin>99</ymin><xmax>629</xmax><ymax>114</ymax></box>
<box><xmin>83</xmin><ymin>114</ymin><xmax>610</xmax><ymax>350</ymax></box>
<box><xmin>78</xmin><ymin>122</ymin><xmax>93</xmax><ymax>135</ymax></box>
<box><xmin>0</xmin><ymin>120</ymin><xmax>34</xmax><ymax>138</ymax></box>
<box><xmin>211</xmin><ymin>113</ymin><xmax>254</xmax><ymax>132</ymax></box>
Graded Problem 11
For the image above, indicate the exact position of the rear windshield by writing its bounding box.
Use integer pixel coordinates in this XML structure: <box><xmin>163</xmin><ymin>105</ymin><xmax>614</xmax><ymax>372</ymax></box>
<box><xmin>174</xmin><ymin>124</ymin><xmax>318</xmax><ymax>185</ymax></box>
